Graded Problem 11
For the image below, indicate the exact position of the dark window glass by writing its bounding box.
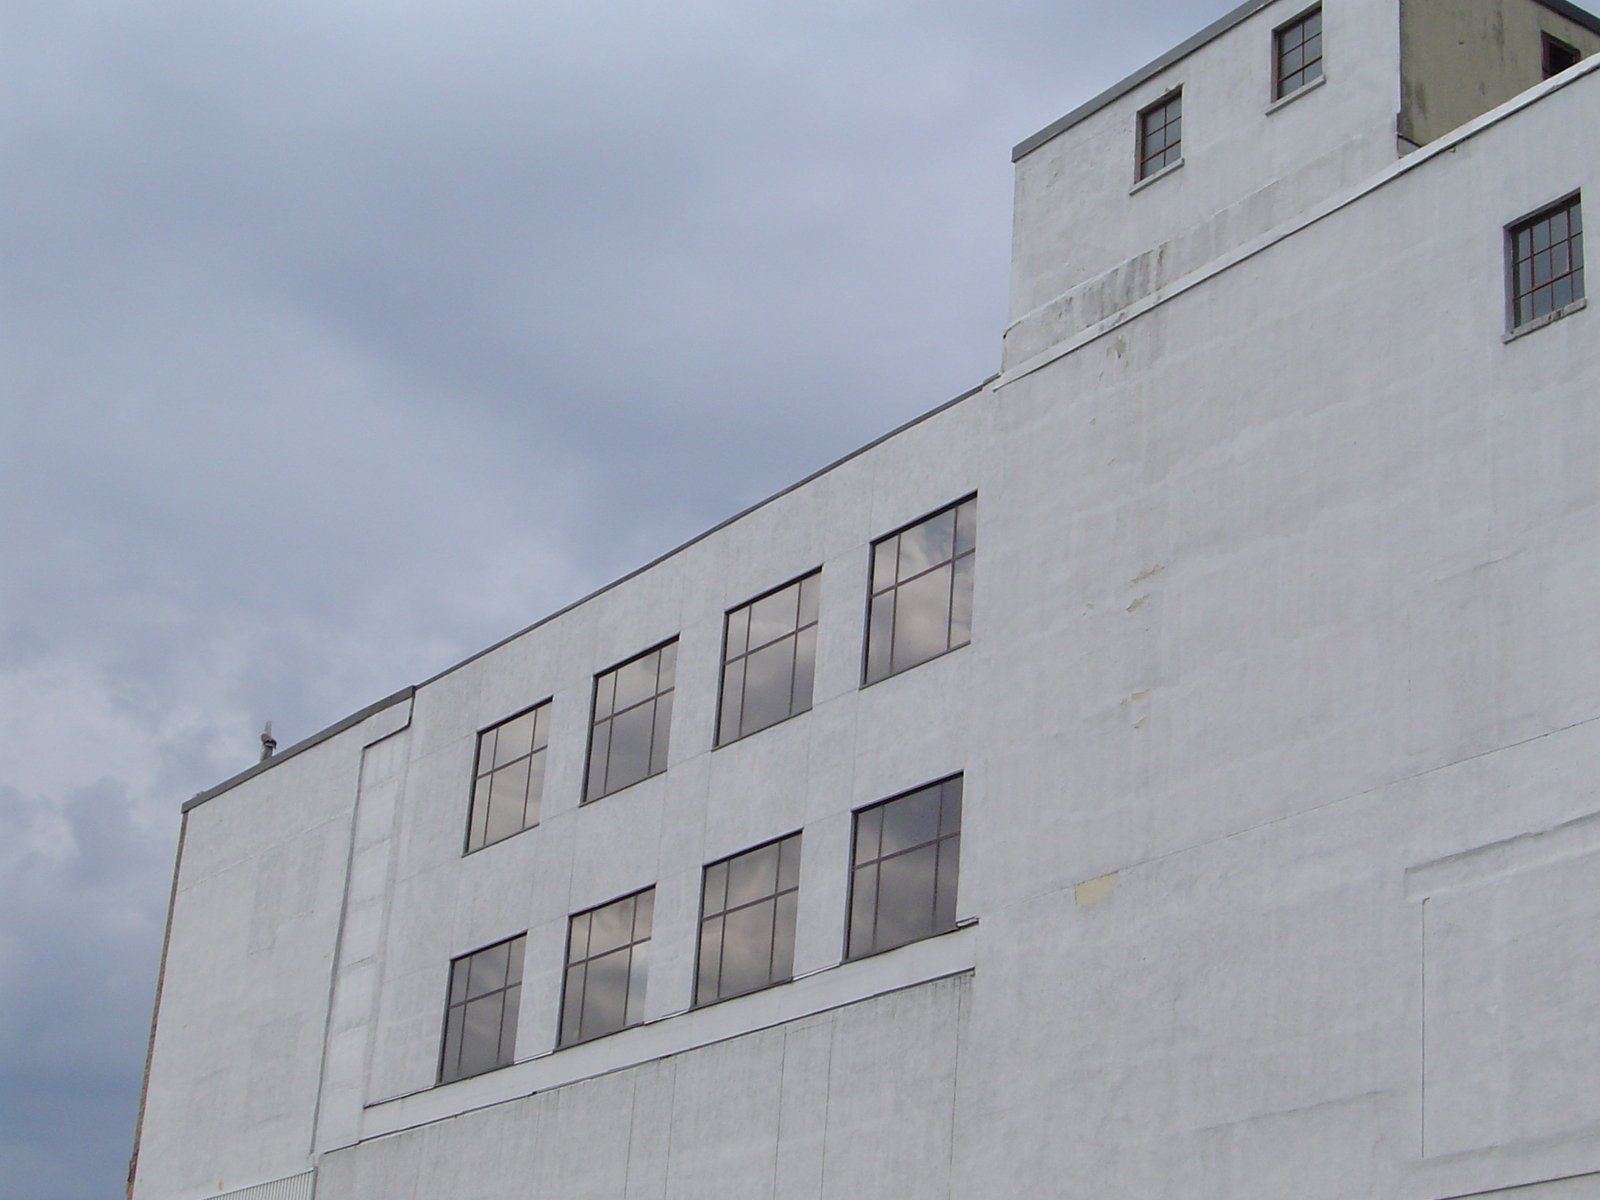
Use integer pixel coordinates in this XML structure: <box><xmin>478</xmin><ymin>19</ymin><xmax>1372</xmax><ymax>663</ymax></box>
<box><xmin>695</xmin><ymin>833</ymin><xmax>802</xmax><ymax>1006</ymax></box>
<box><xmin>439</xmin><ymin>934</ymin><xmax>524</xmax><ymax>1083</ymax></box>
<box><xmin>1137</xmin><ymin>90</ymin><xmax>1182</xmax><ymax>180</ymax></box>
<box><xmin>465</xmin><ymin>701</ymin><xmax>551</xmax><ymax>853</ymax></box>
<box><xmin>586</xmin><ymin>642</ymin><xmax>676</xmax><ymax>802</ymax></box>
<box><xmin>864</xmin><ymin>497</ymin><xmax>975</xmax><ymax>684</ymax></box>
<box><xmin>1274</xmin><ymin>7</ymin><xmax>1323</xmax><ymax>99</ymax></box>
<box><xmin>1510</xmin><ymin>195</ymin><xmax>1584</xmax><ymax>328</ymax></box>
<box><xmin>560</xmin><ymin>888</ymin><xmax>653</xmax><ymax>1046</ymax></box>
<box><xmin>718</xmin><ymin>572</ymin><xmax>820</xmax><ymax>745</ymax></box>
<box><xmin>847</xmin><ymin>777</ymin><xmax>962</xmax><ymax>959</ymax></box>
<box><xmin>1543</xmin><ymin>33</ymin><xmax>1581</xmax><ymax>79</ymax></box>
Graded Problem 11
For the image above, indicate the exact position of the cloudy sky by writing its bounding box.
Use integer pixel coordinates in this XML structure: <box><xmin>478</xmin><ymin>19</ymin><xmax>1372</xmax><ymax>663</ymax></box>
<box><xmin>1</xmin><ymin>2</ymin><xmax>1218</xmax><ymax>1195</ymax></box>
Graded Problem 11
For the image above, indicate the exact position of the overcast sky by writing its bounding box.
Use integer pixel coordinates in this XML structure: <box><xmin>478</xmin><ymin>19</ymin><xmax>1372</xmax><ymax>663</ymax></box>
<box><xmin>1</xmin><ymin>2</ymin><xmax>1221</xmax><ymax>1196</ymax></box>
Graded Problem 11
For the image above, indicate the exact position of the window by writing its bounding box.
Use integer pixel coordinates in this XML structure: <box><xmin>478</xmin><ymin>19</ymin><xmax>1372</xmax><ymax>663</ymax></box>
<box><xmin>1274</xmin><ymin>6</ymin><xmax>1323</xmax><ymax>99</ymax></box>
<box><xmin>1137</xmin><ymin>90</ymin><xmax>1182</xmax><ymax>180</ymax></box>
<box><xmin>439</xmin><ymin>934</ymin><xmax>524</xmax><ymax>1083</ymax></box>
<box><xmin>718</xmin><ymin>572</ymin><xmax>820</xmax><ymax>745</ymax></box>
<box><xmin>1543</xmin><ymin>33</ymin><xmax>1581</xmax><ymax>79</ymax></box>
<box><xmin>1509</xmin><ymin>195</ymin><xmax>1584</xmax><ymax>328</ymax></box>
<box><xmin>585</xmin><ymin>641</ymin><xmax>676</xmax><ymax>802</ymax></box>
<box><xmin>864</xmin><ymin>496</ymin><xmax>975</xmax><ymax>684</ymax></box>
<box><xmin>847</xmin><ymin>777</ymin><xmax>962</xmax><ymax>959</ymax></box>
<box><xmin>696</xmin><ymin>834</ymin><xmax>801</xmax><ymax>1006</ymax></box>
<box><xmin>560</xmin><ymin>888</ymin><xmax>653</xmax><ymax>1046</ymax></box>
<box><xmin>465</xmin><ymin>701</ymin><xmax>550</xmax><ymax>853</ymax></box>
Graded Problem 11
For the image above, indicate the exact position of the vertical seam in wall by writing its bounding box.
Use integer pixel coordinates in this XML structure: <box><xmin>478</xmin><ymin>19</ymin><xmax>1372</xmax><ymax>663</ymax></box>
<box><xmin>944</xmin><ymin>981</ymin><xmax>966</xmax><ymax>1200</ymax></box>
<box><xmin>769</xmin><ymin>1030</ymin><xmax>789</xmax><ymax>1200</ymax></box>
<box><xmin>1420</xmin><ymin>895</ymin><xmax>1429</xmax><ymax>1158</ymax></box>
<box><xmin>308</xmin><ymin>749</ymin><xmax>370</xmax><ymax>1158</ymax></box>
<box><xmin>362</xmin><ymin>739</ymin><xmax>412</xmax><ymax>1106</ymax></box>
<box><xmin>660</xmin><ymin>1057</ymin><xmax>680</xmax><ymax>1195</ymax></box>
<box><xmin>818</xmin><ymin>1015</ymin><xmax>837</xmax><ymax>1200</ymax></box>
<box><xmin>623</xmin><ymin>1071</ymin><xmax>640</xmax><ymax>1196</ymax></box>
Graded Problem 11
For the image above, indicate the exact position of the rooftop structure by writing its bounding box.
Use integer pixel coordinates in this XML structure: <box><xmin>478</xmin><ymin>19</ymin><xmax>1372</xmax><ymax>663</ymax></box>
<box><xmin>131</xmin><ymin>3</ymin><xmax>1598</xmax><ymax>1198</ymax></box>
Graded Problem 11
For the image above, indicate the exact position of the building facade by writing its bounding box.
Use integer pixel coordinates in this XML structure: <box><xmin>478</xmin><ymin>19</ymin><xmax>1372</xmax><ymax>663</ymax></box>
<box><xmin>130</xmin><ymin>1</ymin><xmax>1600</xmax><ymax>1197</ymax></box>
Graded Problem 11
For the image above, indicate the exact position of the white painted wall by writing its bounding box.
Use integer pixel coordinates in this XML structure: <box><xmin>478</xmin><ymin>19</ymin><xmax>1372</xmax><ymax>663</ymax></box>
<box><xmin>133</xmin><ymin>20</ymin><xmax>1600</xmax><ymax>1200</ymax></box>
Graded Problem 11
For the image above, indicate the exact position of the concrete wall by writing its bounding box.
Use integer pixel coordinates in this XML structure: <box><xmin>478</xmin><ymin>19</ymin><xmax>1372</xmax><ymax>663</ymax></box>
<box><xmin>1006</xmin><ymin>0</ymin><xmax>1403</xmax><ymax>370</ymax></box>
<box><xmin>1399</xmin><ymin>0</ymin><xmax>1600</xmax><ymax>146</ymax></box>
<box><xmin>133</xmin><ymin>27</ymin><xmax>1600</xmax><ymax>1200</ymax></box>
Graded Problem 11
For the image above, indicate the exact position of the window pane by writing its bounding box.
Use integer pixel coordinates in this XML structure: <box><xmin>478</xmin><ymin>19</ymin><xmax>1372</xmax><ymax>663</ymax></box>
<box><xmin>935</xmin><ymin>838</ymin><xmax>961</xmax><ymax>931</ymax></box>
<box><xmin>467</xmin><ymin>776</ymin><xmax>492</xmax><ymax>852</ymax></box>
<box><xmin>475</xmin><ymin>729</ymin><xmax>496</xmax><ymax>776</ymax></box>
<box><xmin>498</xmin><ymin>985</ymin><xmax>520</xmax><ymax>1064</ymax></box>
<box><xmin>581</xmin><ymin>949</ymin><xmax>630</xmax><ymax>1040</ymax></box>
<box><xmin>567</xmin><ymin>912</ymin><xmax>591</xmax><ymax>963</ymax></box>
<box><xmin>772</xmin><ymin>890</ymin><xmax>798</xmax><ymax>982</ymax></box>
<box><xmin>898</xmin><ymin>508</ymin><xmax>956</xmax><ymax>580</ymax></box>
<box><xmin>494</xmin><ymin>711</ymin><xmax>535</xmax><ymax>767</ymax></box>
<box><xmin>459</xmin><ymin>995</ymin><xmax>503</xmax><ymax>1078</ymax></box>
<box><xmin>657</xmin><ymin>640</ymin><xmax>677</xmax><ymax>686</ymax></box>
<box><xmin>874</xmin><ymin>842</ymin><xmax>940</xmax><ymax>951</ymax></box>
<box><xmin>951</xmin><ymin>553</ymin><xmax>975</xmax><ymax>648</ymax></box>
<box><xmin>633</xmin><ymin>888</ymin><xmax>654</xmax><ymax>938</ymax></box>
<box><xmin>593</xmin><ymin>671</ymin><xmax>616</xmax><ymax>721</ymax></box>
<box><xmin>449</xmin><ymin>957</ymin><xmax>469</xmax><ymax>1006</ymax></box>
<box><xmin>891</xmin><ymin>563</ymin><xmax>954</xmax><ymax>671</ymax></box>
<box><xmin>882</xmin><ymin>788</ymin><xmax>942</xmax><ymax>855</ymax></box>
<box><xmin>955</xmin><ymin>499</ymin><xmax>977</xmax><ymax>557</ymax></box>
<box><xmin>486</xmin><ymin>758</ymin><xmax>530</xmax><ymax>845</ymax></box>
<box><xmin>791</xmin><ymin>624</ymin><xmax>817</xmax><ymax>715</ymax></box>
<box><xmin>561</xmin><ymin>964</ymin><xmax>585</xmax><ymax>1045</ymax></box>
<box><xmin>506</xmin><ymin>936</ymin><xmax>525</xmax><ymax>985</ymax></box>
<box><xmin>524</xmin><ymin>752</ymin><xmax>546</xmax><ymax>827</ymax></box>
<box><xmin>467</xmin><ymin>941</ymin><xmax>509</xmax><ymax>998</ymax></box>
<box><xmin>649</xmin><ymin>691</ymin><xmax>673</xmax><ymax>777</ymax></box>
<box><xmin>777</xmin><ymin>834</ymin><xmax>801</xmax><ymax>892</ymax></box>
<box><xmin>749</xmin><ymin>584</ymin><xmax>800</xmax><ymax>648</ymax></box>
<box><xmin>585</xmin><ymin>720</ymin><xmax>611</xmax><ymax>802</ymax></box>
<box><xmin>441</xmin><ymin>1005</ymin><xmax>464</xmax><ymax>1080</ymax></box>
<box><xmin>866</xmin><ymin>592</ymin><xmax>895</xmax><ymax>683</ymax></box>
<box><xmin>697</xmin><ymin>917</ymin><xmax>723</xmax><ymax>1006</ymax></box>
<box><xmin>605</xmin><ymin>702</ymin><xmax>655</xmax><ymax>793</ymax></box>
<box><xmin>725</xmin><ymin>606</ymin><xmax>750</xmax><ymax>658</ymax></box>
<box><xmin>703</xmin><ymin>861</ymin><xmax>728</xmax><ymax>914</ymax></box>
<box><xmin>740</xmin><ymin>635</ymin><xmax>797</xmax><ymax>736</ymax></box>
<box><xmin>855</xmin><ymin>806</ymin><xmax>883</xmax><ymax>864</ymax></box>
<box><xmin>719</xmin><ymin>660</ymin><xmax>744</xmax><ymax>745</ymax></box>
<box><xmin>798</xmin><ymin>571</ymin><xmax>821</xmax><ymax>626</ymax></box>
<box><xmin>848</xmin><ymin>865</ymin><xmax>878</xmax><ymax>957</ymax></box>
<box><xmin>625</xmin><ymin>941</ymin><xmax>650</xmax><ymax>1026</ymax></box>
<box><xmin>720</xmin><ymin>899</ymin><xmax>776</xmax><ymax>997</ymax></box>
<box><xmin>941</xmin><ymin>777</ymin><xmax>964</xmax><ymax>834</ymax></box>
<box><xmin>727</xmin><ymin>841</ymin><xmax>780</xmax><ymax>908</ymax></box>
<box><xmin>872</xmin><ymin>539</ymin><xmax>898</xmax><ymax>592</ymax></box>
<box><xmin>589</xmin><ymin>897</ymin><xmax>634</xmax><ymax>957</ymax></box>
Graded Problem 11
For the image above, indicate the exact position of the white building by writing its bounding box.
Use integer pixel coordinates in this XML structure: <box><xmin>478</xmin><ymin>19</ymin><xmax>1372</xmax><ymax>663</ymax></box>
<box><xmin>129</xmin><ymin>1</ymin><xmax>1600</xmax><ymax>1197</ymax></box>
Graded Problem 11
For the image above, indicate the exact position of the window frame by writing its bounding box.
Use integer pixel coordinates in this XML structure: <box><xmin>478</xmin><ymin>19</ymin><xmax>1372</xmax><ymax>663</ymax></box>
<box><xmin>437</xmin><ymin>933</ymin><xmax>526</xmax><ymax>1085</ymax></box>
<box><xmin>1506</xmin><ymin>191</ymin><xmax>1585</xmax><ymax>334</ymax></box>
<box><xmin>715</xmin><ymin>569</ymin><xmax>821</xmax><ymax>748</ymax></box>
<box><xmin>1135</xmin><ymin>88</ymin><xmax>1184</xmax><ymax>183</ymax></box>
<box><xmin>1273</xmin><ymin>5</ymin><xmax>1324</xmax><ymax>101</ymax></box>
<box><xmin>463</xmin><ymin>698</ymin><xmax>553</xmax><ymax>855</ymax></box>
<box><xmin>845</xmin><ymin>775</ymin><xmax>963</xmax><ymax>962</ymax></box>
<box><xmin>583</xmin><ymin>638</ymin><xmax>677</xmax><ymax>804</ymax></box>
<box><xmin>693</xmin><ymin>832</ymin><xmax>803</xmax><ymax>1008</ymax></box>
<box><xmin>861</xmin><ymin>494</ymin><xmax>977</xmax><ymax>687</ymax></box>
<box><xmin>1542</xmin><ymin>32</ymin><xmax>1581</xmax><ymax>79</ymax></box>
<box><xmin>558</xmin><ymin>886</ymin><xmax>655</xmax><ymax>1048</ymax></box>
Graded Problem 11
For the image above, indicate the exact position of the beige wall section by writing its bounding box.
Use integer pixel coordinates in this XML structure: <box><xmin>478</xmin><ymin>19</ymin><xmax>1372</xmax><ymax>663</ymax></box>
<box><xmin>1399</xmin><ymin>0</ymin><xmax>1600</xmax><ymax>146</ymax></box>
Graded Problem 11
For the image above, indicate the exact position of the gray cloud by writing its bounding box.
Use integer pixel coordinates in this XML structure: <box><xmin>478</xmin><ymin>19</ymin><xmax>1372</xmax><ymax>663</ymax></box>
<box><xmin>0</xmin><ymin>2</ymin><xmax>1217</xmax><ymax>1196</ymax></box>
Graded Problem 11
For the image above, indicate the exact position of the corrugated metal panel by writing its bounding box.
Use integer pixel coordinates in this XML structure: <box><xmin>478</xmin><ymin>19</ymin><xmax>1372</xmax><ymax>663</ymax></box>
<box><xmin>211</xmin><ymin>1171</ymin><xmax>315</xmax><ymax>1200</ymax></box>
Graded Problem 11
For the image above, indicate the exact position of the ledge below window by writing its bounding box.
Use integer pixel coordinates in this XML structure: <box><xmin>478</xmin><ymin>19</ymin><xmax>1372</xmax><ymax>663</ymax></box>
<box><xmin>1130</xmin><ymin>157</ymin><xmax>1184</xmax><ymax>195</ymax></box>
<box><xmin>1504</xmin><ymin>297</ymin><xmax>1587</xmax><ymax>343</ymax></box>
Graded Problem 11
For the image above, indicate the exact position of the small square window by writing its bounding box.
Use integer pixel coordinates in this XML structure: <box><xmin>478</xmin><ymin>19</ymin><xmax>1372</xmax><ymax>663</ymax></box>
<box><xmin>1509</xmin><ymin>194</ymin><xmax>1584</xmax><ymax>329</ymax></box>
<box><xmin>864</xmin><ymin>496</ymin><xmax>976</xmax><ymax>685</ymax></box>
<box><xmin>1137</xmin><ymin>90</ymin><xmax>1182</xmax><ymax>181</ymax></box>
<box><xmin>1274</xmin><ymin>6</ymin><xmax>1323</xmax><ymax>100</ymax></box>
<box><xmin>585</xmin><ymin>641</ymin><xmax>676</xmax><ymax>803</ymax></box>
<box><xmin>695</xmin><ymin>833</ymin><xmax>802</xmax><ymax>1006</ymax></box>
<box><xmin>560</xmin><ymin>889</ymin><xmax>654</xmax><ymax>1046</ymax></box>
<box><xmin>847</xmin><ymin>777</ymin><xmax>962</xmax><ymax>959</ymax></box>
<box><xmin>718</xmin><ymin>571</ymin><xmax>820</xmax><ymax>746</ymax></box>
<box><xmin>465</xmin><ymin>700</ymin><xmax>551</xmax><ymax>853</ymax></box>
<box><xmin>439</xmin><ymin>934</ymin><xmax>524</xmax><ymax>1083</ymax></box>
<box><xmin>1543</xmin><ymin>33</ymin><xmax>1581</xmax><ymax>79</ymax></box>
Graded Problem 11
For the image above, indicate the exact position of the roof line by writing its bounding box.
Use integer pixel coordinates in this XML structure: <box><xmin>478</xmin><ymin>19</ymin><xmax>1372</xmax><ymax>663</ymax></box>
<box><xmin>1012</xmin><ymin>0</ymin><xmax>1279</xmax><ymax>162</ymax></box>
<box><xmin>1011</xmin><ymin>0</ymin><xmax>1600</xmax><ymax>162</ymax></box>
<box><xmin>184</xmin><ymin>373</ymin><xmax>997</xmax><ymax>810</ymax></box>
<box><xmin>1536</xmin><ymin>0</ymin><xmax>1600</xmax><ymax>36</ymax></box>
<box><xmin>182</xmin><ymin>686</ymin><xmax>415</xmax><ymax>811</ymax></box>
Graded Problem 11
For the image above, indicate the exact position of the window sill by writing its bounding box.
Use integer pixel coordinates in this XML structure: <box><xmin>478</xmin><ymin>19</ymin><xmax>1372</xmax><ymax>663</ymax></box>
<box><xmin>1130</xmin><ymin>157</ymin><xmax>1184</xmax><ymax>195</ymax></box>
<box><xmin>1504</xmin><ymin>296</ymin><xmax>1587</xmax><ymax>342</ymax></box>
<box><xmin>1266</xmin><ymin>72</ymin><xmax>1326</xmax><ymax>114</ymax></box>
